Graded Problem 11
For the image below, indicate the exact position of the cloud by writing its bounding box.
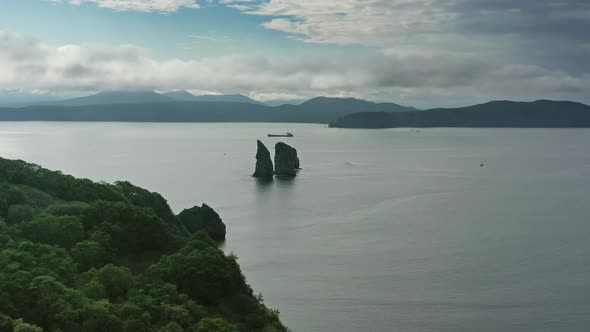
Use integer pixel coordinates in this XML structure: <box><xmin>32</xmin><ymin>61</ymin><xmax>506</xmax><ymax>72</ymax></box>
<box><xmin>226</xmin><ymin>1</ymin><xmax>590</xmax><ymax>75</ymax></box>
<box><xmin>49</xmin><ymin>0</ymin><xmax>199</xmax><ymax>13</ymax></box>
<box><xmin>232</xmin><ymin>1</ymin><xmax>589</xmax><ymax>45</ymax></box>
<box><xmin>1</xmin><ymin>30</ymin><xmax>589</xmax><ymax>108</ymax></box>
<box><xmin>235</xmin><ymin>0</ymin><xmax>458</xmax><ymax>46</ymax></box>
<box><xmin>246</xmin><ymin>92</ymin><xmax>307</xmax><ymax>103</ymax></box>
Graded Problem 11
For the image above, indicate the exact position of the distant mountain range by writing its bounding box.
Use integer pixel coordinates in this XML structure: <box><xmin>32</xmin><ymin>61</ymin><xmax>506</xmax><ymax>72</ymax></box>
<box><xmin>0</xmin><ymin>93</ymin><xmax>416</xmax><ymax>123</ymax></box>
<box><xmin>329</xmin><ymin>100</ymin><xmax>590</xmax><ymax>128</ymax></box>
<box><xmin>49</xmin><ymin>91</ymin><xmax>174</xmax><ymax>106</ymax></box>
<box><xmin>1</xmin><ymin>91</ymin><xmax>589</xmax><ymax>127</ymax></box>
<box><xmin>162</xmin><ymin>90</ymin><xmax>262</xmax><ymax>104</ymax></box>
<box><xmin>40</xmin><ymin>90</ymin><xmax>262</xmax><ymax>107</ymax></box>
<box><xmin>0</xmin><ymin>91</ymin><xmax>59</xmax><ymax>107</ymax></box>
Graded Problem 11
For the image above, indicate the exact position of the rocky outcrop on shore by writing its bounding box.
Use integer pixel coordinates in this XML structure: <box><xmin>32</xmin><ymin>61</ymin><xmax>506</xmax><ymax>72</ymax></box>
<box><xmin>178</xmin><ymin>204</ymin><xmax>226</xmax><ymax>241</ymax></box>
<box><xmin>253</xmin><ymin>140</ymin><xmax>274</xmax><ymax>178</ymax></box>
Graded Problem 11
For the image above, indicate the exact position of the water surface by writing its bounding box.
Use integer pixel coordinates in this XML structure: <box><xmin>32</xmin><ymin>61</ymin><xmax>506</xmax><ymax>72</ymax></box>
<box><xmin>1</xmin><ymin>122</ymin><xmax>589</xmax><ymax>331</ymax></box>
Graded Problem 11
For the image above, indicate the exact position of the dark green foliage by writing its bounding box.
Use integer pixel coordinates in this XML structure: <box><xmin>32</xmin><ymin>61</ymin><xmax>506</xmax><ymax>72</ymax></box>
<box><xmin>0</xmin><ymin>242</ymin><xmax>78</xmax><ymax>322</ymax></box>
<box><xmin>0</xmin><ymin>198</ymin><xmax>6</xmax><ymax>219</ymax></box>
<box><xmin>147</xmin><ymin>234</ymin><xmax>287</xmax><ymax>331</ymax></box>
<box><xmin>13</xmin><ymin>319</ymin><xmax>43</xmax><ymax>332</ymax></box>
<box><xmin>178</xmin><ymin>205</ymin><xmax>226</xmax><ymax>241</ymax></box>
<box><xmin>0</xmin><ymin>183</ymin><xmax>26</xmax><ymax>217</ymax></box>
<box><xmin>0</xmin><ymin>241</ymin><xmax>78</xmax><ymax>282</ymax></box>
<box><xmin>0</xmin><ymin>312</ymin><xmax>13</xmax><ymax>331</ymax></box>
<box><xmin>5</xmin><ymin>186</ymin><xmax>27</xmax><ymax>205</ymax></box>
<box><xmin>6</xmin><ymin>205</ymin><xmax>35</xmax><ymax>224</ymax></box>
<box><xmin>0</xmin><ymin>158</ymin><xmax>124</xmax><ymax>202</ymax></box>
<box><xmin>115</xmin><ymin>181</ymin><xmax>179</xmax><ymax>226</ymax></box>
<box><xmin>17</xmin><ymin>214</ymin><xmax>85</xmax><ymax>249</ymax></box>
<box><xmin>157</xmin><ymin>322</ymin><xmax>184</xmax><ymax>332</ymax></box>
<box><xmin>92</xmin><ymin>265</ymin><xmax>136</xmax><ymax>300</ymax></box>
<box><xmin>81</xmin><ymin>201</ymin><xmax>183</xmax><ymax>255</ymax></box>
<box><xmin>0</xmin><ymin>156</ymin><xmax>288</xmax><ymax>332</ymax></box>
<box><xmin>0</xmin><ymin>182</ymin><xmax>54</xmax><ymax>219</ymax></box>
<box><xmin>12</xmin><ymin>185</ymin><xmax>55</xmax><ymax>210</ymax></box>
<box><xmin>147</xmin><ymin>233</ymin><xmax>245</xmax><ymax>304</ymax></box>
<box><xmin>71</xmin><ymin>240</ymin><xmax>110</xmax><ymax>271</ymax></box>
<box><xmin>195</xmin><ymin>318</ymin><xmax>239</xmax><ymax>332</ymax></box>
<box><xmin>81</xmin><ymin>277</ymin><xmax>107</xmax><ymax>300</ymax></box>
<box><xmin>44</xmin><ymin>201</ymin><xmax>90</xmax><ymax>217</ymax></box>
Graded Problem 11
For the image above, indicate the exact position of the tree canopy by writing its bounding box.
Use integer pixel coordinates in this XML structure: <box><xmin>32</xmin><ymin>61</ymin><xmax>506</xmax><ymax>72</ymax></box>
<box><xmin>0</xmin><ymin>157</ymin><xmax>287</xmax><ymax>332</ymax></box>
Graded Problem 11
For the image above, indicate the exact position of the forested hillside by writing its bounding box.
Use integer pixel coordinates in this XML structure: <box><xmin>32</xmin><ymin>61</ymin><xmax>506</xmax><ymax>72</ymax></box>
<box><xmin>0</xmin><ymin>157</ymin><xmax>287</xmax><ymax>332</ymax></box>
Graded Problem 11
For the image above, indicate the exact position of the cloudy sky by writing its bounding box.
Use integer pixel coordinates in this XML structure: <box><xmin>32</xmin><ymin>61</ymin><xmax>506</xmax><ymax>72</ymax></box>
<box><xmin>0</xmin><ymin>0</ymin><xmax>589</xmax><ymax>107</ymax></box>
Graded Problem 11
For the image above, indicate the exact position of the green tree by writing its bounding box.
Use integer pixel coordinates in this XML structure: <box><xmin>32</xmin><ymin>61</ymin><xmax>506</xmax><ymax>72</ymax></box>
<box><xmin>27</xmin><ymin>275</ymin><xmax>81</xmax><ymax>330</ymax></box>
<box><xmin>5</xmin><ymin>187</ymin><xmax>27</xmax><ymax>206</ymax></box>
<box><xmin>157</xmin><ymin>322</ymin><xmax>183</xmax><ymax>332</ymax></box>
<box><xmin>79</xmin><ymin>300</ymin><xmax>122</xmax><ymax>332</ymax></box>
<box><xmin>81</xmin><ymin>201</ymin><xmax>181</xmax><ymax>255</ymax></box>
<box><xmin>13</xmin><ymin>319</ymin><xmax>43</xmax><ymax>332</ymax></box>
<box><xmin>113</xmin><ymin>302</ymin><xmax>151</xmax><ymax>332</ymax></box>
<box><xmin>0</xmin><ymin>219</ymin><xmax>12</xmax><ymax>248</ymax></box>
<box><xmin>71</xmin><ymin>240</ymin><xmax>110</xmax><ymax>271</ymax></box>
<box><xmin>0</xmin><ymin>312</ymin><xmax>13</xmax><ymax>331</ymax></box>
<box><xmin>147</xmin><ymin>233</ymin><xmax>246</xmax><ymax>304</ymax></box>
<box><xmin>6</xmin><ymin>205</ymin><xmax>35</xmax><ymax>224</ymax></box>
<box><xmin>18</xmin><ymin>214</ymin><xmax>84</xmax><ymax>249</ymax></box>
<box><xmin>81</xmin><ymin>278</ymin><xmax>107</xmax><ymax>300</ymax></box>
<box><xmin>195</xmin><ymin>318</ymin><xmax>239</xmax><ymax>332</ymax></box>
<box><xmin>114</xmin><ymin>181</ymin><xmax>179</xmax><ymax>227</ymax></box>
<box><xmin>93</xmin><ymin>265</ymin><xmax>136</xmax><ymax>300</ymax></box>
<box><xmin>44</xmin><ymin>202</ymin><xmax>89</xmax><ymax>217</ymax></box>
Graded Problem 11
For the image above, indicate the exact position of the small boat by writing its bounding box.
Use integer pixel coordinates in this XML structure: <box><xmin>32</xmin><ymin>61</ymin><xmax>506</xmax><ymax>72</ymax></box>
<box><xmin>268</xmin><ymin>132</ymin><xmax>294</xmax><ymax>137</ymax></box>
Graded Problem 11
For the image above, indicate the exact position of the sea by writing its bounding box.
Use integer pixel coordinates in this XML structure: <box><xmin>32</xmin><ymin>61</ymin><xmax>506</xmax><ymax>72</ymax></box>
<box><xmin>1</xmin><ymin>122</ymin><xmax>589</xmax><ymax>332</ymax></box>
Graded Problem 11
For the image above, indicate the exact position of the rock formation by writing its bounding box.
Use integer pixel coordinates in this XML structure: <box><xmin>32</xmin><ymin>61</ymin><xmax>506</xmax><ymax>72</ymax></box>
<box><xmin>252</xmin><ymin>140</ymin><xmax>274</xmax><ymax>178</ymax></box>
<box><xmin>177</xmin><ymin>204</ymin><xmax>226</xmax><ymax>241</ymax></box>
<box><xmin>274</xmin><ymin>142</ymin><xmax>299</xmax><ymax>177</ymax></box>
<box><xmin>294</xmin><ymin>149</ymin><xmax>300</xmax><ymax>170</ymax></box>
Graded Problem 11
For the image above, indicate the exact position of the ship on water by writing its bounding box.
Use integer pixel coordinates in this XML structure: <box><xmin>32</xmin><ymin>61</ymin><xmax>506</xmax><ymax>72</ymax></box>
<box><xmin>268</xmin><ymin>132</ymin><xmax>294</xmax><ymax>137</ymax></box>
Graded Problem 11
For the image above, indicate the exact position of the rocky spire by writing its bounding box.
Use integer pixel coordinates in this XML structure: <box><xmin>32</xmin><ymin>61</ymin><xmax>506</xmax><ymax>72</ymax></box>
<box><xmin>253</xmin><ymin>140</ymin><xmax>274</xmax><ymax>178</ymax></box>
<box><xmin>274</xmin><ymin>142</ymin><xmax>299</xmax><ymax>177</ymax></box>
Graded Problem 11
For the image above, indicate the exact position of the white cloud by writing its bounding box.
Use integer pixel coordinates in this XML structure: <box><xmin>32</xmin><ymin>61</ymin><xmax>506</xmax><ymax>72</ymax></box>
<box><xmin>1</xmin><ymin>30</ymin><xmax>589</xmax><ymax>108</ymax></box>
<box><xmin>226</xmin><ymin>0</ymin><xmax>590</xmax><ymax>79</ymax></box>
<box><xmin>229</xmin><ymin>0</ymin><xmax>458</xmax><ymax>46</ymax></box>
<box><xmin>246</xmin><ymin>92</ymin><xmax>306</xmax><ymax>103</ymax></box>
<box><xmin>50</xmin><ymin>0</ymin><xmax>199</xmax><ymax>13</ymax></box>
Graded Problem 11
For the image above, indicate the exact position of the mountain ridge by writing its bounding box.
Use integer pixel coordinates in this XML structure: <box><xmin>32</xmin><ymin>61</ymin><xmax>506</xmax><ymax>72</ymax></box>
<box><xmin>47</xmin><ymin>90</ymin><xmax>175</xmax><ymax>106</ymax></box>
<box><xmin>162</xmin><ymin>90</ymin><xmax>263</xmax><ymax>105</ymax></box>
<box><xmin>0</xmin><ymin>94</ymin><xmax>417</xmax><ymax>123</ymax></box>
<box><xmin>2</xmin><ymin>97</ymin><xmax>589</xmax><ymax>127</ymax></box>
<box><xmin>329</xmin><ymin>100</ymin><xmax>590</xmax><ymax>128</ymax></box>
<box><xmin>38</xmin><ymin>90</ymin><xmax>264</xmax><ymax>107</ymax></box>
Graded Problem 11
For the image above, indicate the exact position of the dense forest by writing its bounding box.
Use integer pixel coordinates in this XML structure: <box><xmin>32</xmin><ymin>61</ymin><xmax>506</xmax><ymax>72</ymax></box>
<box><xmin>0</xmin><ymin>157</ymin><xmax>288</xmax><ymax>332</ymax></box>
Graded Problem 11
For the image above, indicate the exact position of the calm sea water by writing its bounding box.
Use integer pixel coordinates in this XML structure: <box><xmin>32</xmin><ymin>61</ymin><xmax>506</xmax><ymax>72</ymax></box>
<box><xmin>1</xmin><ymin>122</ymin><xmax>589</xmax><ymax>332</ymax></box>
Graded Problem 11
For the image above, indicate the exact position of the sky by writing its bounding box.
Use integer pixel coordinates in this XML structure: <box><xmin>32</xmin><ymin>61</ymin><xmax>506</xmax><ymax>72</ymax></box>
<box><xmin>0</xmin><ymin>0</ymin><xmax>589</xmax><ymax>107</ymax></box>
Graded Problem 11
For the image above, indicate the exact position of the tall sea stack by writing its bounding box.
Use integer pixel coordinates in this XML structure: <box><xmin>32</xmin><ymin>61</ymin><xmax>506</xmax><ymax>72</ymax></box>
<box><xmin>274</xmin><ymin>142</ymin><xmax>299</xmax><ymax>177</ymax></box>
<box><xmin>253</xmin><ymin>140</ymin><xmax>274</xmax><ymax>178</ymax></box>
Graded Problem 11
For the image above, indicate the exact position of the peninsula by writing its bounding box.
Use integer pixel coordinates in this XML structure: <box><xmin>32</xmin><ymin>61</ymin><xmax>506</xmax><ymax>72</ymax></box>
<box><xmin>0</xmin><ymin>156</ymin><xmax>288</xmax><ymax>332</ymax></box>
